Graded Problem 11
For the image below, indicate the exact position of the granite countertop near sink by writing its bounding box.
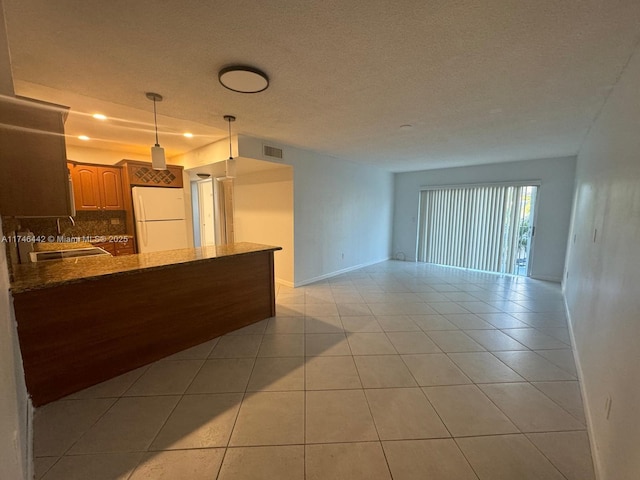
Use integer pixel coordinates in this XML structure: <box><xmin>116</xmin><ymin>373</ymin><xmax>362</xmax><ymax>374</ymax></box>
<box><xmin>33</xmin><ymin>241</ymin><xmax>94</xmax><ymax>252</ymax></box>
<box><xmin>10</xmin><ymin>242</ymin><xmax>282</xmax><ymax>294</ymax></box>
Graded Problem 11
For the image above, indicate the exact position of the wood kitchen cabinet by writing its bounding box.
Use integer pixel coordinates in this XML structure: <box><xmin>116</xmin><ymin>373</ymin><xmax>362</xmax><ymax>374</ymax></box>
<box><xmin>0</xmin><ymin>96</ymin><xmax>72</xmax><ymax>216</ymax></box>
<box><xmin>117</xmin><ymin>160</ymin><xmax>184</xmax><ymax>189</ymax></box>
<box><xmin>115</xmin><ymin>237</ymin><xmax>135</xmax><ymax>255</ymax></box>
<box><xmin>12</xmin><ymin>244</ymin><xmax>279</xmax><ymax>405</ymax></box>
<box><xmin>91</xmin><ymin>241</ymin><xmax>115</xmax><ymax>255</ymax></box>
<box><xmin>69</xmin><ymin>162</ymin><xmax>124</xmax><ymax>211</ymax></box>
<box><xmin>91</xmin><ymin>237</ymin><xmax>135</xmax><ymax>256</ymax></box>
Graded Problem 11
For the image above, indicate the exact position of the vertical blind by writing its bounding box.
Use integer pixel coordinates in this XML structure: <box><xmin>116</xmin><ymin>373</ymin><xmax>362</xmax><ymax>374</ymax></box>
<box><xmin>417</xmin><ymin>185</ymin><xmax>527</xmax><ymax>274</ymax></box>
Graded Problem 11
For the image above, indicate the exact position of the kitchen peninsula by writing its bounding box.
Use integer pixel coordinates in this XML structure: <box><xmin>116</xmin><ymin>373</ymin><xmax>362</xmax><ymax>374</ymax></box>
<box><xmin>10</xmin><ymin>242</ymin><xmax>281</xmax><ymax>406</ymax></box>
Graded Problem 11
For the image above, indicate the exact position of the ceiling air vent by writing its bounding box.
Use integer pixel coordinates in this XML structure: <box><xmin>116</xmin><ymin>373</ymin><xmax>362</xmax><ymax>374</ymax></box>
<box><xmin>263</xmin><ymin>144</ymin><xmax>283</xmax><ymax>159</ymax></box>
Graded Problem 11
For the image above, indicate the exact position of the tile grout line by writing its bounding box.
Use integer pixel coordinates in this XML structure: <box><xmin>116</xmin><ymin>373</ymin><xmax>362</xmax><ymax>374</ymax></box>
<box><xmin>36</xmin><ymin>263</ymin><xmax>588</xmax><ymax>479</ymax></box>
<box><xmin>528</xmin><ymin>380</ymin><xmax>589</xmax><ymax>426</ymax></box>
<box><xmin>350</xmin><ymin>333</ymin><xmax>395</xmax><ymax>480</ymax></box>
<box><xmin>131</xmin><ymin>351</ymin><xmax>214</xmax><ymax>478</ymax></box>
<box><xmin>450</xmin><ymin>436</ymin><xmax>484</xmax><ymax>480</ymax></box>
<box><xmin>522</xmin><ymin>433</ymin><xmax>573</xmax><ymax>480</ymax></box>
<box><xmin>213</xmin><ymin>331</ymin><xmax>265</xmax><ymax>480</ymax></box>
<box><xmin>52</xmin><ymin>396</ymin><xmax>119</xmax><ymax>459</ymax></box>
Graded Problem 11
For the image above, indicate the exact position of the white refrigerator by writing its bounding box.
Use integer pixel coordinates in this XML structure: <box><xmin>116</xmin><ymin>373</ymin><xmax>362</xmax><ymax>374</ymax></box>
<box><xmin>132</xmin><ymin>186</ymin><xmax>189</xmax><ymax>253</ymax></box>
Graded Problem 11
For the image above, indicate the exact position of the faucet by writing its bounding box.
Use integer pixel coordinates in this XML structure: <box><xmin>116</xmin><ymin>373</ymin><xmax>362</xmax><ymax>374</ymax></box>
<box><xmin>56</xmin><ymin>216</ymin><xmax>75</xmax><ymax>235</ymax></box>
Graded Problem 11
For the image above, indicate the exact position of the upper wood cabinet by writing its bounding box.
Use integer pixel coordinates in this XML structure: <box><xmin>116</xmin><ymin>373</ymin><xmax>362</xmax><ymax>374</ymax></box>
<box><xmin>0</xmin><ymin>96</ymin><xmax>72</xmax><ymax>216</ymax></box>
<box><xmin>69</xmin><ymin>163</ymin><xmax>124</xmax><ymax>211</ymax></box>
<box><xmin>72</xmin><ymin>164</ymin><xmax>100</xmax><ymax>210</ymax></box>
<box><xmin>98</xmin><ymin>168</ymin><xmax>124</xmax><ymax>209</ymax></box>
<box><xmin>117</xmin><ymin>160</ymin><xmax>184</xmax><ymax>188</ymax></box>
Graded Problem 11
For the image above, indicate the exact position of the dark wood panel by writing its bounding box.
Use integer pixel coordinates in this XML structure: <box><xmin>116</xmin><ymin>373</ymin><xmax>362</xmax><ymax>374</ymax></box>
<box><xmin>13</xmin><ymin>250</ymin><xmax>276</xmax><ymax>406</ymax></box>
<box><xmin>0</xmin><ymin>97</ymin><xmax>71</xmax><ymax>216</ymax></box>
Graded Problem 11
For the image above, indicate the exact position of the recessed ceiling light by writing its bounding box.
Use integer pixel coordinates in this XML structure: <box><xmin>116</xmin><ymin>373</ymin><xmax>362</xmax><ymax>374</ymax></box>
<box><xmin>92</xmin><ymin>113</ymin><xmax>107</xmax><ymax>120</ymax></box>
<box><xmin>183</xmin><ymin>132</ymin><xmax>193</xmax><ymax>138</ymax></box>
<box><xmin>78</xmin><ymin>135</ymin><xmax>90</xmax><ymax>141</ymax></box>
<box><xmin>219</xmin><ymin>65</ymin><xmax>269</xmax><ymax>93</ymax></box>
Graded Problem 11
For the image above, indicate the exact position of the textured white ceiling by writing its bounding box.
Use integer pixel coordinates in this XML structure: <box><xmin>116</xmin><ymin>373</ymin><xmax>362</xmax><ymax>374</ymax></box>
<box><xmin>4</xmin><ymin>0</ymin><xmax>640</xmax><ymax>171</ymax></box>
<box><xmin>14</xmin><ymin>81</ymin><xmax>228</xmax><ymax>157</ymax></box>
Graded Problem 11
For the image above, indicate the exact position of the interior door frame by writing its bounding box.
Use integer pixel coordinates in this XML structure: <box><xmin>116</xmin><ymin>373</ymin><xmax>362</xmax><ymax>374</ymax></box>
<box><xmin>197</xmin><ymin>178</ymin><xmax>215</xmax><ymax>246</ymax></box>
<box><xmin>526</xmin><ymin>185</ymin><xmax>541</xmax><ymax>277</ymax></box>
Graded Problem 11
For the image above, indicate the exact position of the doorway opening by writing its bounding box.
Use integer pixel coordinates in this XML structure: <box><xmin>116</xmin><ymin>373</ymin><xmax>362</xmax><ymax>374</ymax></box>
<box><xmin>416</xmin><ymin>183</ymin><xmax>538</xmax><ymax>276</ymax></box>
<box><xmin>198</xmin><ymin>179</ymin><xmax>215</xmax><ymax>246</ymax></box>
<box><xmin>191</xmin><ymin>177</ymin><xmax>230</xmax><ymax>247</ymax></box>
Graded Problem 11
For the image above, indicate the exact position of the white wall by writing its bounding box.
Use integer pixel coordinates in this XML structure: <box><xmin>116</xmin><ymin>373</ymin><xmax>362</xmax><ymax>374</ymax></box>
<box><xmin>234</xmin><ymin>165</ymin><xmax>295</xmax><ymax>285</ymax></box>
<box><xmin>182</xmin><ymin>171</ymin><xmax>195</xmax><ymax>248</ymax></box>
<box><xmin>239</xmin><ymin>136</ymin><xmax>394</xmax><ymax>285</ymax></box>
<box><xmin>0</xmin><ymin>2</ymin><xmax>30</xmax><ymax>476</ymax></box>
<box><xmin>0</xmin><ymin>224</ymin><xmax>31</xmax><ymax>480</ymax></box>
<box><xmin>564</xmin><ymin>43</ymin><xmax>640</xmax><ymax>480</ymax></box>
<box><xmin>173</xmin><ymin>137</ymin><xmax>236</xmax><ymax>170</ymax></box>
<box><xmin>393</xmin><ymin>156</ymin><xmax>576</xmax><ymax>281</ymax></box>
<box><xmin>66</xmin><ymin>145</ymin><xmax>149</xmax><ymax>165</ymax></box>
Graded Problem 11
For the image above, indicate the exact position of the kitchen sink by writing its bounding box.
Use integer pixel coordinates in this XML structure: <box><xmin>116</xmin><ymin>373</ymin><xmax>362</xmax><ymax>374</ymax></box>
<box><xmin>29</xmin><ymin>247</ymin><xmax>111</xmax><ymax>262</ymax></box>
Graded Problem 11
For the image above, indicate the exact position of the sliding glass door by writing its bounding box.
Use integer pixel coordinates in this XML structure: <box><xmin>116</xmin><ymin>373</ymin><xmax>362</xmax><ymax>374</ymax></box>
<box><xmin>416</xmin><ymin>183</ymin><xmax>538</xmax><ymax>275</ymax></box>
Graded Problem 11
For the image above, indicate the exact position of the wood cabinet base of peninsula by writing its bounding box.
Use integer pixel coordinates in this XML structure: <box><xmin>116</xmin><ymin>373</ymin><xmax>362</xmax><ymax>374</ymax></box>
<box><xmin>13</xmin><ymin>250</ymin><xmax>276</xmax><ymax>406</ymax></box>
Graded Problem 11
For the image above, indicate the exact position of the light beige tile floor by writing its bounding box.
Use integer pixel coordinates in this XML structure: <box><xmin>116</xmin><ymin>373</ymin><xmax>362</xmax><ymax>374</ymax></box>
<box><xmin>34</xmin><ymin>261</ymin><xmax>596</xmax><ymax>480</ymax></box>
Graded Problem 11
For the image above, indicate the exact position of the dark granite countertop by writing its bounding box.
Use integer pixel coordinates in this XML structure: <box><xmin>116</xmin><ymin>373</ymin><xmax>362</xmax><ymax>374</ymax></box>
<box><xmin>33</xmin><ymin>241</ymin><xmax>95</xmax><ymax>251</ymax></box>
<box><xmin>10</xmin><ymin>242</ymin><xmax>281</xmax><ymax>294</ymax></box>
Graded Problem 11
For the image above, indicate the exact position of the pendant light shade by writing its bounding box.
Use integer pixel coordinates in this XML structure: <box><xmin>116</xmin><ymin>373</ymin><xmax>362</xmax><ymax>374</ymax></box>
<box><xmin>146</xmin><ymin>92</ymin><xmax>166</xmax><ymax>170</ymax></box>
<box><xmin>224</xmin><ymin>115</ymin><xmax>236</xmax><ymax>178</ymax></box>
<box><xmin>151</xmin><ymin>145</ymin><xmax>166</xmax><ymax>170</ymax></box>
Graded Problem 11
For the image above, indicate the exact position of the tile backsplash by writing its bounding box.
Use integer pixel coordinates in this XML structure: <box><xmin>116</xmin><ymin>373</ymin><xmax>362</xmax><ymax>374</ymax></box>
<box><xmin>2</xmin><ymin>210</ymin><xmax>127</xmax><ymax>238</ymax></box>
<box><xmin>2</xmin><ymin>211</ymin><xmax>128</xmax><ymax>272</ymax></box>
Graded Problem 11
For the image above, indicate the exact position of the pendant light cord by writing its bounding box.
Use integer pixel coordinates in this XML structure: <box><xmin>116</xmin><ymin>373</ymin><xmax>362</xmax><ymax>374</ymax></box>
<box><xmin>153</xmin><ymin>97</ymin><xmax>160</xmax><ymax>147</ymax></box>
<box><xmin>228</xmin><ymin>117</ymin><xmax>233</xmax><ymax>160</ymax></box>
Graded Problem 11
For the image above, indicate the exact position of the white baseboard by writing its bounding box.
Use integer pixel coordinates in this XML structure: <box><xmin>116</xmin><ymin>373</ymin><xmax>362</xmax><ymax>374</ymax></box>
<box><xmin>275</xmin><ymin>278</ymin><xmax>295</xmax><ymax>288</ymax></box>
<box><xmin>293</xmin><ymin>257</ymin><xmax>391</xmax><ymax>287</ymax></box>
<box><xmin>25</xmin><ymin>400</ymin><xmax>33</xmax><ymax>480</ymax></box>
<box><xmin>530</xmin><ymin>274</ymin><xmax>562</xmax><ymax>283</ymax></box>
<box><xmin>564</xmin><ymin>297</ymin><xmax>602</xmax><ymax>480</ymax></box>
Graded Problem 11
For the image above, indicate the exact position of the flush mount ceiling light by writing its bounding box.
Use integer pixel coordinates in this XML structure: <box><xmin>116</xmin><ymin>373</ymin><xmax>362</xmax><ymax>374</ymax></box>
<box><xmin>218</xmin><ymin>66</ymin><xmax>269</xmax><ymax>93</ymax></box>
<box><xmin>92</xmin><ymin>113</ymin><xmax>107</xmax><ymax>120</ymax></box>
<box><xmin>146</xmin><ymin>92</ymin><xmax>166</xmax><ymax>170</ymax></box>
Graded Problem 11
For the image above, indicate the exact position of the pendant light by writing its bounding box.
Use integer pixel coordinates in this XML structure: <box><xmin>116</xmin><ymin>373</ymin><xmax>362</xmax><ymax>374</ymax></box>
<box><xmin>146</xmin><ymin>92</ymin><xmax>166</xmax><ymax>170</ymax></box>
<box><xmin>224</xmin><ymin>114</ymin><xmax>236</xmax><ymax>178</ymax></box>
